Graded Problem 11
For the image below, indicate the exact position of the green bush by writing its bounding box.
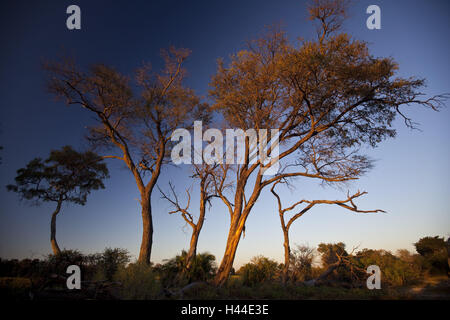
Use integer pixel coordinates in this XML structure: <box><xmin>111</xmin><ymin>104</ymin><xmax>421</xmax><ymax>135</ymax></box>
<box><xmin>414</xmin><ymin>236</ymin><xmax>449</xmax><ymax>275</ymax></box>
<box><xmin>238</xmin><ymin>256</ymin><xmax>280</xmax><ymax>286</ymax></box>
<box><xmin>114</xmin><ymin>263</ymin><xmax>161</xmax><ymax>299</ymax></box>
<box><xmin>356</xmin><ymin>249</ymin><xmax>421</xmax><ymax>287</ymax></box>
<box><xmin>45</xmin><ymin>249</ymin><xmax>85</xmax><ymax>276</ymax></box>
<box><xmin>155</xmin><ymin>251</ymin><xmax>217</xmax><ymax>286</ymax></box>
<box><xmin>93</xmin><ymin>247</ymin><xmax>130</xmax><ymax>281</ymax></box>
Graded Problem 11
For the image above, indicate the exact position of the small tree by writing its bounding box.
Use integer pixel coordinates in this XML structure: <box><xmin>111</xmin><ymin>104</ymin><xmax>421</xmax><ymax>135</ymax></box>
<box><xmin>7</xmin><ymin>146</ymin><xmax>109</xmax><ymax>255</ymax></box>
<box><xmin>290</xmin><ymin>244</ymin><xmax>316</xmax><ymax>282</ymax></box>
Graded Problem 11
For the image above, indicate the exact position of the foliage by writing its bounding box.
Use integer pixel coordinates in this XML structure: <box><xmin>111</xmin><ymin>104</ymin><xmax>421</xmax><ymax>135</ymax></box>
<box><xmin>114</xmin><ymin>263</ymin><xmax>161</xmax><ymax>299</ymax></box>
<box><xmin>46</xmin><ymin>249</ymin><xmax>85</xmax><ymax>275</ymax></box>
<box><xmin>290</xmin><ymin>244</ymin><xmax>316</xmax><ymax>282</ymax></box>
<box><xmin>7</xmin><ymin>146</ymin><xmax>108</xmax><ymax>205</ymax></box>
<box><xmin>317</xmin><ymin>242</ymin><xmax>347</xmax><ymax>266</ymax></box>
<box><xmin>93</xmin><ymin>247</ymin><xmax>131</xmax><ymax>281</ymax></box>
<box><xmin>414</xmin><ymin>236</ymin><xmax>449</xmax><ymax>274</ymax></box>
<box><xmin>356</xmin><ymin>249</ymin><xmax>421</xmax><ymax>287</ymax></box>
<box><xmin>238</xmin><ymin>256</ymin><xmax>280</xmax><ymax>286</ymax></box>
<box><xmin>155</xmin><ymin>251</ymin><xmax>217</xmax><ymax>286</ymax></box>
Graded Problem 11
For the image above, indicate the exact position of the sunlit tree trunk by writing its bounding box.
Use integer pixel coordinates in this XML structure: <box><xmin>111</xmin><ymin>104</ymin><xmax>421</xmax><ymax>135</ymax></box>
<box><xmin>138</xmin><ymin>192</ymin><xmax>153</xmax><ymax>264</ymax></box>
<box><xmin>214</xmin><ymin>207</ymin><xmax>249</xmax><ymax>286</ymax></box>
<box><xmin>50</xmin><ymin>199</ymin><xmax>62</xmax><ymax>255</ymax></box>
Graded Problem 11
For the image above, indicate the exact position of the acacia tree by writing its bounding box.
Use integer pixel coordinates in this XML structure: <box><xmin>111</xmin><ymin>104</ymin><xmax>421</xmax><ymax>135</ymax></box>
<box><xmin>271</xmin><ymin>181</ymin><xmax>383</xmax><ymax>283</ymax></box>
<box><xmin>208</xmin><ymin>0</ymin><xmax>447</xmax><ymax>286</ymax></box>
<box><xmin>7</xmin><ymin>146</ymin><xmax>108</xmax><ymax>255</ymax></box>
<box><xmin>159</xmin><ymin>163</ymin><xmax>216</xmax><ymax>276</ymax></box>
<box><xmin>45</xmin><ymin>48</ymin><xmax>206</xmax><ymax>264</ymax></box>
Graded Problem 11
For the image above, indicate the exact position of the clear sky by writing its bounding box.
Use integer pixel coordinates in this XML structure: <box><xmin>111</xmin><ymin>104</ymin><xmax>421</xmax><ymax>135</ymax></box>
<box><xmin>0</xmin><ymin>0</ymin><xmax>449</xmax><ymax>269</ymax></box>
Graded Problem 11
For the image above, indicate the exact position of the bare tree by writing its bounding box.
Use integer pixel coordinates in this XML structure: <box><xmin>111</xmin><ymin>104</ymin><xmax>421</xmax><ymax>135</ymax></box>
<box><xmin>159</xmin><ymin>163</ymin><xmax>216</xmax><ymax>275</ymax></box>
<box><xmin>271</xmin><ymin>180</ymin><xmax>383</xmax><ymax>283</ymax></box>
<box><xmin>7</xmin><ymin>146</ymin><xmax>108</xmax><ymax>255</ymax></box>
<box><xmin>45</xmin><ymin>47</ymin><xmax>206</xmax><ymax>264</ymax></box>
<box><xmin>209</xmin><ymin>0</ymin><xmax>447</xmax><ymax>286</ymax></box>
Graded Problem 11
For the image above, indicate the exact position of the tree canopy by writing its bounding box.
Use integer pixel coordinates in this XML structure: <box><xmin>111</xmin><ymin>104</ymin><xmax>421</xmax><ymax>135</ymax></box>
<box><xmin>7</xmin><ymin>145</ymin><xmax>108</xmax><ymax>205</ymax></box>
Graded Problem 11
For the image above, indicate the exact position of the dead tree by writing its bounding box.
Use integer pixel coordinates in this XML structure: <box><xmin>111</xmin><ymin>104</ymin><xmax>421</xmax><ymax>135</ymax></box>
<box><xmin>159</xmin><ymin>163</ymin><xmax>216</xmax><ymax>276</ymax></box>
<box><xmin>270</xmin><ymin>181</ymin><xmax>384</xmax><ymax>283</ymax></box>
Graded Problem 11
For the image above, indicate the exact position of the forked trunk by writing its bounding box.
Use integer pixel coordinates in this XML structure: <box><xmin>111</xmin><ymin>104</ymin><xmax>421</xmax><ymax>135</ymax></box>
<box><xmin>214</xmin><ymin>183</ymin><xmax>261</xmax><ymax>287</ymax></box>
<box><xmin>50</xmin><ymin>199</ymin><xmax>62</xmax><ymax>255</ymax></box>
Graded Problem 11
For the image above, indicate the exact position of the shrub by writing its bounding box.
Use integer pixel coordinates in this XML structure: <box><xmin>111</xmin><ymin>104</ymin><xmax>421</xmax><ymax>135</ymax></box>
<box><xmin>238</xmin><ymin>256</ymin><xmax>280</xmax><ymax>286</ymax></box>
<box><xmin>94</xmin><ymin>248</ymin><xmax>130</xmax><ymax>281</ymax></box>
<box><xmin>290</xmin><ymin>244</ymin><xmax>316</xmax><ymax>282</ymax></box>
<box><xmin>45</xmin><ymin>249</ymin><xmax>85</xmax><ymax>276</ymax></box>
<box><xmin>414</xmin><ymin>236</ymin><xmax>449</xmax><ymax>275</ymax></box>
<box><xmin>155</xmin><ymin>251</ymin><xmax>217</xmax><ymax>286</ymax></box>
<box><xmin>114</xmin><ymin>263</ymin><xmax>161</xmax><ymax>299</ymax></box>
<box><xmin>356</xmin><ymin>249</ymin><xmax>421</xmax><ymax>286</ymax></box>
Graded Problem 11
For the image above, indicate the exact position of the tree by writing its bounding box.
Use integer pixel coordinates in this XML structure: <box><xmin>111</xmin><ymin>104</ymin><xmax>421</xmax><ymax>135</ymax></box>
<box><xmin>414</xmin><ymin>236</ymin><xmax>448</xmax><ymax>274</ymax></box>
<box><xmin>318</xmin><ymin>242</ymin><xmax>348</xmax><ymax>267</ymax></box>
<box><xmin>414</xmin><ymin>236</ymin><xmax>446</xmax><ymax>257</ymax></box>
<box><xmin>44</xmin><ymin>47</ymin><xmax>207</xmax><ymax>264</ymax></box>
<box><xmin>159</xmin><ymin>163</ymin><xmax>216</xmax><ymax>276</ymax></box>
<box><xmin>271</xmin><ymin>181</ymin><xmax>383</xmax><ymax>283</ymax></box>
<box><xmin>290</xmin><ymin>244</ymin><xmax>316</xmax><ymax>282</ymax></box>
<box><xmin>208</xmin><ymin>0</ymin><xmax>446</xmax><ymax>286</ymax></box>
<box><xmin>7</xmin><ymin>146</ymin><xmax>108</xmax><ymax>255</ymax></box>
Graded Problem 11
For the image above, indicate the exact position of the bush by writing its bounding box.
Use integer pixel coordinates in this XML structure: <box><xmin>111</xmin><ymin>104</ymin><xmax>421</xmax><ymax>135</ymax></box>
<box><xmin>114</xmin><ymin>263</ymin><xmax>161</xmax><ymax>299</ymax></box>
<box><xmin>356</xmin><ymin>249</ymin><xmax>421</xmax><ymax>287</ymax></box>
<box><xmin>290</xmin><ymin>244</ymin><xmax>316</xmax><ymax>282</ymax></box>
<box><xmin>93</xmin><ymin>248</ymin><xmax>130</xmax><ymax>281</ymax></box>
<box><xmin>414</xmin><ymin>236</ymin><xmax>449</xmax><ymax>275</ymax></box>
<box><xmin>45</xmin><ymin>249</ymin><xmax>85</xmax><ymax>276</ymax></box>
<box><xmin>238</xmin><ymin>256</ymin><xmax>280</xmax><ymax>286</ymax></box>
<box><xmin>155</xmin><ymin>251</ymin><xmax>217</xmax><ymax>286</ymax></box>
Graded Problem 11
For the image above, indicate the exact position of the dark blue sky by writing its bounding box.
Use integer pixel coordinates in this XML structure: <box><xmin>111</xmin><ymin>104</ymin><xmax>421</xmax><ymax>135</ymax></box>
<box><xmin>1</xmin><ymin>0</ymin><xmax>449</xmax><ymax>266</ymax></box>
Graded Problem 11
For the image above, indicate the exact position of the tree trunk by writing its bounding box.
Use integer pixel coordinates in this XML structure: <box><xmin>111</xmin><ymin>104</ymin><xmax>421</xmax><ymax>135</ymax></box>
<box><xmin>138</xmin><ymin>192</ymin><xmax>153</xmax><ymax>264</ymax></box>
<box><xmin>282</xmin><ymin>228</ymin><xmax>291</xmax><ymax>283</ymax></box>
<box><xmin>185</xmin><ymin>228</ymin><xmax>200</xmax><ymax>270</ymax></box>
<box><xmin>50</xmin><ymin>199</ymin><xmax>62</xmax><ymax>255</ymax></box>
<box><xmin>214</xmin><ymin>220</ymin><xmax>245</xmax><ymax>286</ymax></box>
<box><xmin>185</xmin><ymin>190</ymin><xmax>207</xmax><ymax>273</ymax></box>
